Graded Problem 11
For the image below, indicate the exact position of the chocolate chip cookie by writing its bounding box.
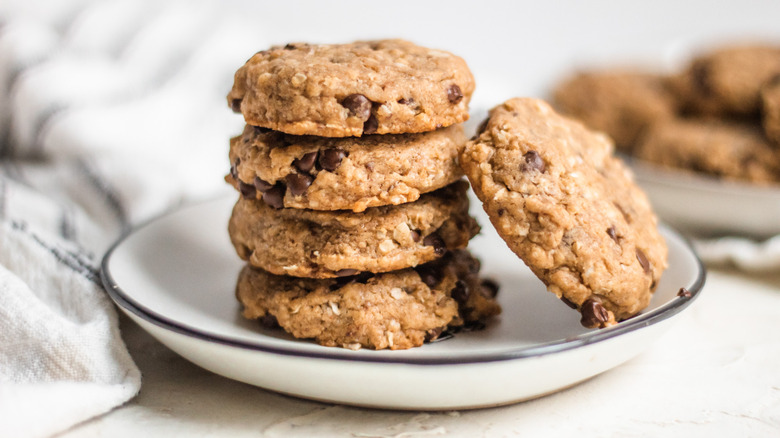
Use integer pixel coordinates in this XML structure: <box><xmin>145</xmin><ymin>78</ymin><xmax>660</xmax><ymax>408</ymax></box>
<box><xmin>227</xmin><ymin>124</ymin><xmax>464</xmax><ymax>212</ymax></box>
<box><xmin>228</xmin><ymin>181</ymin><xmax>478</xmax><ymax>278</ymax></box>
<box><xmin>762</xmin><ymin>75</ymin><xmax>780</xmax><ymax>145</ymax></box>
<box><xmin>672</xmin><ymin>44</ymin><xmax>780</xmax><ymax>116</ymax></box>
<box><xmin>635</xmin><ymin>118</ymin><xmax>780</xmax><ymax>184</ymax></box>
<box><xmin>227</xmin><ymin>39</ymin><xmax>474</xmax><ymax>137</ymax></box>
<box><xmin>236</xmin><ymin>251</ymin><xmax>501</xmax><ymax>350</ymax></box>
<box><xmin>461</xmin><ymin>98</ymin><xmax>667</xmax><ymax>327</ymax></box>
<box><xmin>553</xmin><ymin>70</ymin><xmax>677</xmax><ymax>151</ymax></box>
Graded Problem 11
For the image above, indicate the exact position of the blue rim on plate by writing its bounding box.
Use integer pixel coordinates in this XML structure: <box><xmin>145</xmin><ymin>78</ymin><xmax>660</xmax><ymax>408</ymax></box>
<box><xmin>101</xmin><ymin>200</ymin><xmax>706</xmax><ymax>366</ymax></box>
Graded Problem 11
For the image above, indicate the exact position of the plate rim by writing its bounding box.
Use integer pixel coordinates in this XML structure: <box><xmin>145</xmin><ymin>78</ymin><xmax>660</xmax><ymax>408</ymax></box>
<box><xmin>101</xmin><ymin>197</ymin><xmax>706</xmax><ymax>366</ymax></box>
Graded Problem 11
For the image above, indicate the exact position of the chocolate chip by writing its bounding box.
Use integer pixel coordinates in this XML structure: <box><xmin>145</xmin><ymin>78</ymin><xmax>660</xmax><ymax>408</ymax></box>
<box><xmin>561</xmin><ymin>296</ymin><xmax>578</xmax><ymax>309</ymax></box>
<box><xmin>481</xmin><ymin>279</ymin><xmax>499</xmax><ymax>298</ymax></box>
<box><xmin>451</xmin><ymin>280</ymin><xmax>469</xmax><ymax>304</ymax></box>
<box><xmin>415</xmin><ymin>266</ymin><xmax>440</xmax><ymax>289</ymax></box>
<box><xmin>497</xmin><ymin>208</ymin><xmax>505</xmax><ymax>217</ymax></box>
<box><xmin>410</xmin><ymin>230</ymin><xmax>421</xmax><ymax>243</ymax></box>
<box><xmin>677</xmin><ymin>287</ymin><xmax>692</xmax><ymax>298</ymax></box>
<box><xmin>254</xmin><ymin>177</ymin><xmax>273</xmax><ymax>192</ymax></box>
<box><xmin>580</xmin><ymin>297</ymin><xmax>609</xmax><ymax>328</ymax></box>
<box><xmin>253</xmin><ymin>125</ymin><xmax>271</xmax><ymax>134</ymax></box>
<box><xmin>353</xmin><ymin>272</ymin><xmax>374</xmax><ymax>284</ymax></box>
<box><xmin>476</xmin><ymin>118</ymin><xmax>489</xmax><ymax>136</ymax></box>
<box><xmin>293</xmin><ymin>152</ymin><xmax>318</xmax><ymax>173</ymax></box>
<box><xmin>398</xmin><ymin>97</ymin><xmax>415</xmax><ymax>105</ymax></box>
<box><xmin>425</xmin><ymin>327</ymin><xmax>444</xmax><ymax>342</ymax></box>
<box><xmin>329</xmin><ymin>272</ymin><xmax>373</xmax><ymax>291</ymax></box>
<box><xmin>636</xmin><ymin>248</ymin><xmax>651</xmax><ymax>274</ymax></box>
<box><xmin>614</xmin><ymin>202</ymin><xmax>631</xmax><ymax>223</ymax></box>
<box><xmin>259</xmin><ymin>314</ymin><xmax>278</xmax><ymax>328</ymax></box>
<box><xmin>319</xmin><ymin>148</ymin><xmax>347</xmax><ymax>172</ymax></box>
<box><xmin>329</xmin><ymin>278</ymin><xmax>351</xmax><ymax>291</ymax></box>
<box><xmin>262</xmin><ymin>183</ymin><xmax>286</xmax><ymax>209</ymax></box>
<box><xmin>230</xmin><ymin>164</ymin><xmax>238</xmax><ymax>181</ymax></box>
<box><xmin>335</xmin><ymin>268</ymin><xmax>359</xmax><ymax>277</ymax></box>
<box><xmin>285</xmin><ymin>173</ymin><xmax>314</xmax><ymax>196</ymax></box>
<box><xmin>231</xmin><ymin>98</ymin><xmax>242</xmax><ymax>113</ymax></box>
<box><xmin>522</xmin><ymin>150</ymin><xmax>546</xmax><ymax>173</ymax></box>
<box><xmin>342</xmin><ymin>94</ymin><xmax>372</xmax><ymax>120</ymax></box>
<box><xmin>466</xmin><ymin>256</ymin><xmax>480</xmax><ymax>274</ymax></box>
<box><xmin>423</xmin><ymin>233</ymin><xmax>446</xmax><ymax>256</ymax></box>
<box><xmin>607</xmin><ymin>226</ymin><xmax>619</xmax><ymax>243</ymax></box>
<box><xmin>363</xmin><ymin>114</ymin><xmax>378</xmax><ymax>134</ymax></box>
<box><xmin>447</xmin><ymin>84</ymin><xmax>463</xmax><ymax>104</ymax></box>
<box><xmin>238</xmin><ymin>180</ymin><xmax>256</xmax><ymax>199</ymax></box>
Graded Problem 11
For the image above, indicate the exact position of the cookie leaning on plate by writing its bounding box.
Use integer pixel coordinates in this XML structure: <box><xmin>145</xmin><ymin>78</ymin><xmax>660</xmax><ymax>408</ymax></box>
<box><xmin>227</xmin><ymin>39</ymin><xmax>475</xmax><ymax>137</ymax></box>
<box><xmin>228</xmin><ymin>181</ymin><xmax>479</xmax><ymax>278</ymax></box>
<box><xmin>236</xmin><ymin>251</ymin><xmax>501</xmax><ymax>350</ymax></box>
<box><xmin>227</xmin><ymin>124</ymin><xmax>464</xmax><ymax>212</ymax></box>
<box><xmin>461</xmin><ymin>97</ymin><xmax>667</xmax><ymax>327</ymax></box>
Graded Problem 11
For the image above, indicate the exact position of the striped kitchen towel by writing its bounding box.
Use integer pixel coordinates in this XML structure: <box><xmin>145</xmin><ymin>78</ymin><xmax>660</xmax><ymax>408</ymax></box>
<box><xmin>0</xmin><ymin>0</ymin><xmax>266</xmax><ymax>436</ymax></box>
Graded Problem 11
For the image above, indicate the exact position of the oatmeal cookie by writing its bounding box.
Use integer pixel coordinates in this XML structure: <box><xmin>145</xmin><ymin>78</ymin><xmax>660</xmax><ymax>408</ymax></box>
<box><xmin>227</xmin><ymin>124</ymin><xmax>464</xmax><ymax>212</ymax></box>
<box><xmin>228</xmin><ymin>181</ymin><xmax>479</xmax><ymax>278</ymax></box>
<box><xmin>228</xmin><ymin>39</ymin><xmax>474</xmax><ymax>137</ymax></box>
<box><xmin>553</xmin><ymin>70</ymin><xmax>677</xmax><ymax>151</ymax></box>
<box><xmin>236</xmin><ymin>251</ymin><xmax>501</xmax><ymax>350</ymax></box>
<box><xmin>635</xmin><ymin>118</ymin><xmax>780</xmax><ymax>184</ymax></box>
<box><xmin>460</xmin><ymin>98</ymin><xmax>667</xmax><ymax>327</ymax></box>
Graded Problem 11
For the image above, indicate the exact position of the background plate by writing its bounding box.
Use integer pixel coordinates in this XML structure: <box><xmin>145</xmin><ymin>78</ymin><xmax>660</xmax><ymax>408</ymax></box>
<box><xmin>629</xmin><ymin>157</ymin><xmax>780</xmax><ymax>239</ymax></box>
<box><xmin>102</xmin><ymin>197</ymin><xmax>704</xmax><ymax>409</ymax></box>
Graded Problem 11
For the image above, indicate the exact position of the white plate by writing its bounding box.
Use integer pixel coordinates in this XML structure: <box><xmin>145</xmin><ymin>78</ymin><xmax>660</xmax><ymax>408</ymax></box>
<box><xmin>102</xmin><ymin>197</ymin><xmax>704</xmax><ymax>410</ymax></box>
<box><xmin>628</xmin><ymin>156</ymin><xmax>780</xmax><ymax>239</ymax></box>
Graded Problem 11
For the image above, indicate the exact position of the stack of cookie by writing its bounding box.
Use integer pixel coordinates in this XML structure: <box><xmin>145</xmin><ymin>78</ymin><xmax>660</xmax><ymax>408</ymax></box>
<box><xmin>553</xmin><ymin>44</ymin><xmax>780</xmax><ymax>185</ymax></box>
<box><xmin>224</xmin><ymin>40</ymin><xmax>500</xmax><ymax>350</ymax></box>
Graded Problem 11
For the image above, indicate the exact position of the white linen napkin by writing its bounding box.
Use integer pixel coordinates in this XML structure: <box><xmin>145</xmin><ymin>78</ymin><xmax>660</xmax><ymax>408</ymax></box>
<box><xmin>694</xmin><ymin>235</ymin><xmax>780</xmax><ymax>272</ymax></box>
<box><xmin>0</xmin><ymin>0</ymin><xmax>265</xmax><ymax>436</ymax></box>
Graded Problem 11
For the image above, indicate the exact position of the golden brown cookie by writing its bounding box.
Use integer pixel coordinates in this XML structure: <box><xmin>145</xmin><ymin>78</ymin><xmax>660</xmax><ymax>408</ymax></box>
<box><xmin>228</xmin><ymin>181</ymin><xmax>479</xmax><ymax>278</ymax></box>
<box><xmin>635</xmin><ymin>118</ymin><xmax>780</xmax><ymax>184</ymax></box>
<box><xmin>553</xmin><ymin>70</ymin><xmax>677</xmax><ymax>151</ymax></box>
<box><xmin>671</xmin><ymin>44</ymin><xmax>780</xmax><ymax>116</ymax></box>
<box><xmin>227</xmin><ymin>124</ymin><xmax>464</xmax><ymax>212</ymax></box>
<box><xmin>460</xmin><ymin>98</ymin><xmax>667</xmax><ymax>328</ymax></box>
<box><xmin>236</xmin><ymin>251</ymin><xmax>501</xmax><ymax>350</ymax></box>
<box><xmin>228</xmin><ymin>40</ymin><xmax>474</xmax><ymax>137</ymax></box>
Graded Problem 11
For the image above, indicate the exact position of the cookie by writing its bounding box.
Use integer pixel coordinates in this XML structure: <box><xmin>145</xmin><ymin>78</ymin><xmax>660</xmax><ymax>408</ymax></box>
<box><xmin>236</xmin><ymin>251</ymin><xmax>501</xmax><ymax>350</ymax></box>
<box><xmin>553</xmin><ymin>71</ymin><xmax>677</xmax><ymax>151</ymax></box>
<box><xmin>461</xmin><ymin>98</ymin><xmax>667</xmax><ymax>327</ymax></box>
<box><xmin>762</xmin><ymin>75</ymin><xmax>780</xmax><ymax>145</ymax></box>
<box><xmin>672</xmin><ymin>44</ymin><xmax>780</xmax><ymax>116</ymax></box>
<box><xmin>228</xmin><ymin>181</ymin><xmax>479</xmax><ymax>278</ymax></box>
<box><xmin>635</xmin><ymin>118</ymin><xmax>780</xmax><ymax>184</ymax></box>
<box><xmin>227</xmin><ymin>124</ymin><xmax>464</xmax><ymax>212</ymax></box>
<box><xmin>227</xmin><ymin>39</ymin><xmax>474</xmax><ymax>137</ymax></box>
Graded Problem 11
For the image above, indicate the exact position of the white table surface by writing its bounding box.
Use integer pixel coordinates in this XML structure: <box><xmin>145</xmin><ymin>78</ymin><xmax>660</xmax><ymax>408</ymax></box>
<box><xmin>58</xmin><ymin>266</ymin><xmax>780</xmax><ymax>438</ymax></box>
<box><xmin>54</xmin><ymin>1</ymin><xmax>780</xmax><ymax>436</ymax></box>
